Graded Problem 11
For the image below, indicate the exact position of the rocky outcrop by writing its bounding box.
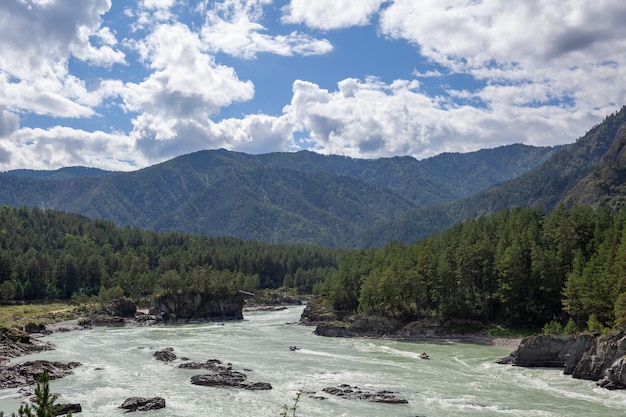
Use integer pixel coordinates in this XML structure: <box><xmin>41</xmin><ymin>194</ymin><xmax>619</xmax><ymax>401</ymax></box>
<box><xmin>303</xmin><ymin>299</ymin><xmax>460</xmax><ymax>339</ymax></box>
<box><xmin>572</xmin><ymin>329</ymin><xmax>626</xmax><ymax>389</ymax></box>
<box><xmin>299</xmin><ymin>297</ymin><xmax>340</xmax><ymax>325</ymax></box>
<box><xmin>181</xmin><ymin>359</ymin><xmax>272</xmax><ymax>390</ymax></box>
<box><xmin>0</xmin><ymin>360</ymin><xmax>82</xmax><ymax>389</ymax></box>
<box><xmin>150</xmin><ymin>292</ymin><xmax>244</xmax><ymax>323</ymax></box>
<box><xmin>55</xmin><ymin>403</ymin><xmax>82</xmax><ymax>416</ymax></box>
<box><xmin>120</xmin><ymin>397</ymin><xmax>166</xmax><ymax>412</ymax></box>
<box><xmin>498</xmin><ymin>328</ymin><xmax>626</xmax><ymax>389</ymax></box>
<box><xmin>321</xmin><ymin>384</ymin><xmax>408</xmax><ymax>404</ymax></box>
<box><xmin>107</xmin><ymin>298</ymin><xmax>137</xmax><ymax>318</ymax></box>
<box><xmin>151</xmin><ymin>347</ymin><xmax>273</xmax><ymax>391</ymax></box>
<box><xmin>315</xmin><ymin>315</ymin><xmax>400</xmax><ymax>338</ymax></box>
<box><xmin>153</xmin><ymin>348</ymin><xmax>176</xmax><ymax>362</ymax></box>
<box><xmin>0</xmin><ymin>327</ymin><xmax>55</xmax><ymax>365</ymax></box>
<box><xmin>77</xmin><ymin>298</ymin><xmax>139</xmax><ymax>328</ymax></box>
<box><xmin>496</xmin><ymin>334</ymin><xmax>594</xmax><ymax>368</ymax></box>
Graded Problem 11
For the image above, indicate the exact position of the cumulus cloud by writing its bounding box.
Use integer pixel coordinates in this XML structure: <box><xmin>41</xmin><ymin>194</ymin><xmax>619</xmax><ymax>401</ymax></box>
<box><xmin>1</xmin><ymin>0</ymin><xmax>625</xmax><ymax>172</ymax></box>
<box><xmin>281</xmin><ymin>0</ymin><xmax>384</xmax><ymax>30</ymax></box>
<box><xmin>4</xmin><ymin>126</ymin><xmax>138</xmax><ymax>171</ymax></box>
<box><xmin>281</xmin><ymin>76</ymin><xmax>601</xmax><ymax>160</ymax></box>
<box><xmin>121</xmin><ymin>22</ymin><xmax>255</xmax><ymax>159</ymax></box>
<box><xmin>0</xmin><ymin>109</ymin><xmax>20</xmax><ymax>139</ymax></box>
<box><xmin>201</xmin><ymin>0</ymin><xmax>332</xmax><ymax>59</ymax></box>
<box><xmin>379</xmin><ymin>0</ymin><xmax>626</xmax><ymax>113</ymax></box>
<box><xmin>0</xmin><ymin>0</ymin><xmax>124</xmax><ymax>117</ymax></box>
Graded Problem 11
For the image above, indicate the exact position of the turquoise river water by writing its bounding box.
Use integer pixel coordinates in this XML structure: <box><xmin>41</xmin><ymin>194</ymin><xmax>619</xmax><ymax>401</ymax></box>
<box><xmin>1</xmin><ymin>306</ymin><xmax>625</xmax><ymax>416</ymax></box>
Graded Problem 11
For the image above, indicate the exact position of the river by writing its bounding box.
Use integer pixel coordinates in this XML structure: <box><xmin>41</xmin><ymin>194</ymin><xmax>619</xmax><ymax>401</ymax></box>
<box><xmin>1</xmin><ymin>306</ymin><xmax>625</xmax><ymax>416</ymax></box>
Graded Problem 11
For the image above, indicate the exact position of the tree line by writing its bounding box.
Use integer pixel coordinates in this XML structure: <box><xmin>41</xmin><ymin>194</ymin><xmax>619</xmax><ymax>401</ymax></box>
<box><xmin>318</xmin><ymin>204</ymin><xmax>626</xmax><ymax>331</ymax></box>
<box><xmin>4</xmin><ymin>203</ymin><xmax>626</xmax><ymax>332</ymax></box>
<box><xmin>0</xmin><ymin>206</ymin><xmax>340</xmax><ymax>303</ymax></box>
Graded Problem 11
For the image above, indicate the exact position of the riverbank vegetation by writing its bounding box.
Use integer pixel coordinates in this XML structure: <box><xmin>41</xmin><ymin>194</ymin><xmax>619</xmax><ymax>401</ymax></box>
<box><xmin>317</xmin><ymin>204</ymin><xmax>626</xmax><ymax>332</ymax></box>
<box><xmin>2</xmin><ymin>203</ymin><xmax>626</xmax><ymax>333</ymax></box>
<box><xmin>0</xmin><ymin>206</ymin><xmax>340</xmax><ymax>304</ymax></box>
<box><xmin>0</xmin><ymin>302</ymin><xmax>77</xmax><ymax>328</ymax></box>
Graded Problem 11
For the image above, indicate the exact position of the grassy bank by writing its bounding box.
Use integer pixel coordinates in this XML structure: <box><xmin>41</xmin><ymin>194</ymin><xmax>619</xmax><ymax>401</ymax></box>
<box><xmin>0</xmin><ymin>302</ymin><xmax>79</xmax><ymax>328</ymax></box>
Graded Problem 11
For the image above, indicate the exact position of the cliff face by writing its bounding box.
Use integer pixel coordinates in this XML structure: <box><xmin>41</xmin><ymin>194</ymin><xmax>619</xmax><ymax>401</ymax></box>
<box><xmin>150</xmin><ymin>292</ymin><xmax>244</xmax><ymax>322</ymax></box>
<box><xmin>498</xmin><ymin>328</ymin><xmax>626</xmax><ymax>390</ymax></box>
<box><xmin>572</xmin><ymin>330</ymin><xmax>626</xmax><ymax>389</ymax></box>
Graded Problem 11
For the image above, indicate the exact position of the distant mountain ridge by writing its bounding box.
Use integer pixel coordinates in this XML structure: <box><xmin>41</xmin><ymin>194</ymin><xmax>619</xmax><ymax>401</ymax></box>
<box><xmin>354</xmin><ymin>106</ymin><xmax>626</xmax><ymax>247</ymax></box>
<box><xmin>0</xmin><ymin>143</ymin><xmax>559</xmax><ymax>247</ymax></box>
<box><xmin>5</xmin><ymin>166</ymin><xmax>110</xmax><ymax>180</ymax></box>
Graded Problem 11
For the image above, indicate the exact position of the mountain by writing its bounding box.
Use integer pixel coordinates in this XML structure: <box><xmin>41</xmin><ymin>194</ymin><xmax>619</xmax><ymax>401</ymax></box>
<box><xmin>562</xmin><ymin>117</ymin><xmax>626</xmax><ymax>210</ymax></box>
<box><xmin>0</xmin><ymin>144</ymin><xmax>557</xmax><ymax>247</ymax></box>
<box><xmin>5</xmin><ymin>166</ymin><xmax>110</xmax><ymax>179</ymax></box>
<box><xmin>355</xmin><ymin>106</ymin><xmax>626</xmax><ymax>247</ymax></box>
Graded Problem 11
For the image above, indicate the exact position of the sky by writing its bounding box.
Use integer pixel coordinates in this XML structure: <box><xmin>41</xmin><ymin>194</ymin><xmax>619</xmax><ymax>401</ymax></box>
<box><xmin>1</xmin><ymin>0</ymin><xmax>625</xmax><ymax>172</ymax></box>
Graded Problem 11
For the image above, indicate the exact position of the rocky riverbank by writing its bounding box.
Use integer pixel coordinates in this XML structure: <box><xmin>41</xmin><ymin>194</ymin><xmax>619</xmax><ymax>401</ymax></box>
<box><xmin>497</xmin><ymin>329</ymin><xmax>626</xmax><ymax>389</ymax></box>
<box><xmin>299</xmin><ymin>297</ymin><xmax>626</xmax><ymax>390</ymax></box>
<box><xmin>300</xmin><ymin>298</ymin><xmax>522</xmax><ymax>348</ymax></box>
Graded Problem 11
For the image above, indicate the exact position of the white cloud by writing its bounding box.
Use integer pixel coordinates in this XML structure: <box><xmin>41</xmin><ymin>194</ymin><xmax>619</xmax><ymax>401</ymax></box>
<box><xmin>121</xmin><ymin>22</ymin><xmax>255</xmax><ymax>160</ymax></box>
<box><xmin>282</xmin><ymin>0</ymin><xmax>384</xmax><ymax>30</ymax></box>
<box><xmin>2</xmin><ymin>0</ymin><xmax>625</xmax><ymax>173</ymax></box>
<box><xmin>379</xmin><ymin>0</ymin><xmax>626</xmax><ymax>113</ymax></box>
<box><xmin>0</xmin><ymin>109</ymin><xmax>19</xmax><ymax>139</ymax></box>
<box><xmin>0</xmin><ymin>0</ymin><xmax>124</xmax><ymax>117</ymax></box>
<box><xmin>210</xmin><ymin>113</ymin><xmax>295</xmax><ymax>154</ymax></box>
<box><xmin>3</xmin><ymin>126</ymin><xmax>138</xmax><ymax>171</ymax></box>
<box><xmin>280</xmin><ymin>77</ymin><xmax>600</xmax><ymax>160</ymax></box>
<box><xmin>201</xmin><ymin>0</ymin><xmax>332</xmax><ymax>59</ymax></box>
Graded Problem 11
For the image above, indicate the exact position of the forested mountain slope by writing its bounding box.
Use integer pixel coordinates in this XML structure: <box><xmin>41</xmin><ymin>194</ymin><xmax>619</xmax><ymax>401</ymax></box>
<box><xmin>355</xmin><ymin>106</ymin><xmax>626</xmax><ymax>247</ymax></box>
<box><xmin>563</xmin><ymin>120</ymin><xmax>626</xmax><ymax>209</ymax></box>
<box><xmin>0</xmin><ymin>144</ymin><xmax>556</xmax><ymax>247</ymax></box>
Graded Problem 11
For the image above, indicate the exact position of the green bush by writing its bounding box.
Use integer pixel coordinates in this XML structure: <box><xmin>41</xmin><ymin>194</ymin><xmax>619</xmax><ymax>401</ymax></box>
<box><xmin>542</xmin><ymin>320</ymin><xmax>564</xmax><ymax>335</ymax></box>
<box><xmin>564</xmin><ymin>317</ymin><xmax>578</xmax><ymax>335</ymax></box>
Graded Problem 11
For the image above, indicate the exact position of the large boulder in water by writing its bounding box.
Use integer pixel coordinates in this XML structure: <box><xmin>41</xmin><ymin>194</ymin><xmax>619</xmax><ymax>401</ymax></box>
<box><xmin>120</xmin><ymin>397</ymin><xmax>166</xmax><ymax>412</ymax></box>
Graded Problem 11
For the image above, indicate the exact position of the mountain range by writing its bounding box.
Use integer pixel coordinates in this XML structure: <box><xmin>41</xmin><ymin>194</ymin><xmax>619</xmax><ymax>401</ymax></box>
<box><xmin>1</xmin><ymin>106</ymin><xmax>625</xmax><ymax>248</ymax></box>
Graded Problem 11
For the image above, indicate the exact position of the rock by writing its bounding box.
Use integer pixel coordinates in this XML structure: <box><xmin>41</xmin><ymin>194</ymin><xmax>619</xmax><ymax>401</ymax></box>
<box><xmin>119</xmin><ymin>396</ymin><xmax>166</xmax><ymax>412</ymax></box>
<box><xmin>299</xmin><ymin>297</ymin><xmax>340</xmax><ymax>325</ymax></box>
<box><xmin>153</xmin><ymin>348</ymin><xmax>176</xmax><ymax>362</ymax></box>
<box><xmin>107</xmin><ymin>298</ymin><xmax>137</xmax><ymax>318</ymax></box>
<box><xmin>394</xmin><ymin>319</ymin><xmax>451</xmax><ymax>339</ymax></box>
<box><xmin>315</xmin><ymin>315</ymin><xmax>399</xmax><ymax>338</ymax></box>
<box><xmin>498</xmin><ymin>328</ymin><xmax>626</xmax><ymax>390</ymax></box>
<box><xmin>244</xmin><ymin>382</ymin><xmax>273</xmax><ymax>390</ymax></box>
<box><xmin>563</xmin><ymin>334</ymin><xmax>596</xmax><ymax>374</ymax></box>
<box><xmin>0</xmin><ymin>360</ymin><xmax>81</xmax><ymax>389</ymax></box>
<box><xmin>0</xmin><ymin>328</ymin><xmax>55</xmax><ymax>365</ymax></box>
<box><xmin>597</xmin><ymin>357</ymin><xmax>626</xmax><ymax>389</ymax></box>
<box><xmin>22</xmin><ymin>323</ymin><xmax>47</xmax><ymax>335</ymax></box>
<box><xmin>572</xmin><ymin>329</ymin><xmax>626</xmax><ymax>384</ymax></box>
<box><xmin>150</xmin><ymin>292</ymin><xmax>244</xmax><ymax>323</ymax></box>
<box><xmin>321</xmin><ymin>384</ymin><xmax>408</xmax><ymax>404</ymax></box>
<box><xmin>182</xmin><ymin>358</ymin><xmax>271</xmax><ymax>390</ymax></box>
<box><xmin>81</xmin><ymin>313</ymin><xmax>126</xmax><ymax>327</ymax></box>
<box><xmin>55</xmin><ymin>403</ymin><xmax>82</xmax><ymax>415</ymax></box>
<box><xmin>496</xmin><ymin>334</ymin><xmax>579</xmax><ymax>367</ymax></box>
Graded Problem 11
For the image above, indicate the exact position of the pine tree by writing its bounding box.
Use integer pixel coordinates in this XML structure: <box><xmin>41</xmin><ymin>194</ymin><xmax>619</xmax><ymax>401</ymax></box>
<box><xmin>0</xmin><ymin>371</ymin><xmax>71</xmax><ymax>417</ymax></box>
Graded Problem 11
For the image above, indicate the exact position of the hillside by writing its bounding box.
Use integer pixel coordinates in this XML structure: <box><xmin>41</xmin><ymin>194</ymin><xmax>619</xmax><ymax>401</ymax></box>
<box><xmin>562</xmin><ymin>120</ymin><xmax>626</xmax><ymax>210</ymax></box>
<box><xmin>0</xmin><ymin>144</ymin><xmax>556</xmax><ymax>247</ymax></box>
<box><xmin>356</xmin><ymin>106</ymin><xmax>626</xmax><ymax>247</ymax></box>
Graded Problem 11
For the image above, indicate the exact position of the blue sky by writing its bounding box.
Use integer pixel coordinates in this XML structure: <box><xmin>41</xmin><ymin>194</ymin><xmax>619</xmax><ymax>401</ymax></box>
<box><xmin>1</xmin><ymin>0</ymin><xmax>625</xmax><ymax>171</ymax></box>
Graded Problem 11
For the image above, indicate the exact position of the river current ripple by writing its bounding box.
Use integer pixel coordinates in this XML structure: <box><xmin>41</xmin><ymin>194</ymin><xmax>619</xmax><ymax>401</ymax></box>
<box><xmin>1</xmin><ymin>307</ymin><xmax>625</xmax><ymax>416</ymax></box>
